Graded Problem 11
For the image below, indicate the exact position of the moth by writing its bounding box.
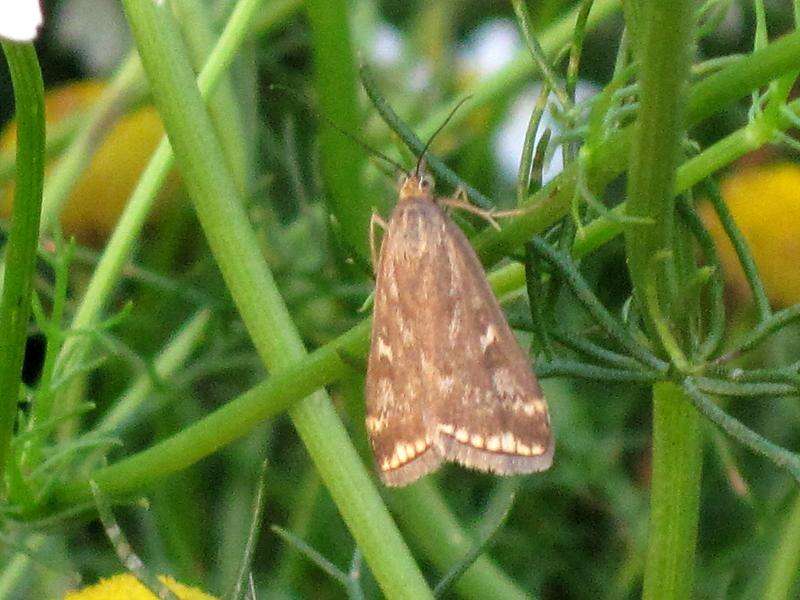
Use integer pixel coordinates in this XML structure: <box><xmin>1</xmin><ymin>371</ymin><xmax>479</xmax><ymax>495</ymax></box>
<box><xmin>365</xmin><ymin>167</ymin><xmax>553</xmax><ymax>487</ymax></box>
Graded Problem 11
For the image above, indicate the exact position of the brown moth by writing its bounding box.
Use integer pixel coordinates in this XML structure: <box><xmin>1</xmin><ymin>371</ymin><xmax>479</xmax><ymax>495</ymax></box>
<box><xmin>365</xmin><ymin>168</ymin><xmax>553</xmax><ymax>487</ymax></box>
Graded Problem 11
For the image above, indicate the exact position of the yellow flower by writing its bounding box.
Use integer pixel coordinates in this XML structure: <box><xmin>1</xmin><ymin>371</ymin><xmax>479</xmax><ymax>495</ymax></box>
<box><xmin>64</xmin><ymin>573</ymin><xmax>218</xmax><ymax>600</ymax></box>
<box><xmin>699</xmin><ymin>162</ymin><xmax>800</xmax><ymax>308</ymax></box>
<box><xmin>1</xmin><ymin>80</ymin><xmax>179</xmax><ymax>247</ymax></box>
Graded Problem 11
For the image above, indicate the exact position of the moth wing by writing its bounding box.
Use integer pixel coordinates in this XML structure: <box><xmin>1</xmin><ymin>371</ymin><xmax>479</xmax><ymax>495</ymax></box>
<box><xmin>365</xmin><ymin>203</ymin><xmax>446</xmax><ymax>486</ymax></box>
<box><xmin>430</xmin><ymin>219</ymin><xmax>554</xmax><ymax>474</ymax></box>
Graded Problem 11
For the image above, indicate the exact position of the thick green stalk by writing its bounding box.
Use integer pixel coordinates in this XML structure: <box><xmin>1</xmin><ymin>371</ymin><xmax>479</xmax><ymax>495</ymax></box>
<box><xmin>0</xmin><ymin>43</ymin><xmax>45</xmax><ymax>485</ymax></box>
<box><xmin>622</xmin><ymin>3</ymin><xmax>703</xmax><ymax>599</ymax></box>
<box><xmin>643</xmin><ymin>382</ymin><xmax>702</xmax><ymax>600</ymax></box>
<box><xmin>624</xmin><ymin>1</ymin><xmax>694</xmax><ymax>319</ymax></box>
<box><xmin>119</xmin><ymin>1</ymin><xmax>431</xmax><ymax>597</ymax></box>
<box><xmin>305</xmin><ymin>0</ymin><xmax>366</xmax><ymax>259</ymax></box>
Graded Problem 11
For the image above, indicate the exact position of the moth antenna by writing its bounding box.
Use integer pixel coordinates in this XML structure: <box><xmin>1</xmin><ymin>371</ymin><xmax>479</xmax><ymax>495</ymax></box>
<box><xmin>415</xmin><ymin>95</ymin><xmax>474</xmax><ymax>177</ymax></box>
<box><xmin>269</xmin><ymin>83</ymin><xmax>406</xmax><ymax>173</ymax></box>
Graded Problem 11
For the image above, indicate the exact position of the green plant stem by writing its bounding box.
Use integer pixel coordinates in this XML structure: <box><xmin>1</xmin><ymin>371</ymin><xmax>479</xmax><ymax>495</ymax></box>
<box><xmin>763</xmin><ymin>492</ymin><xmax>800</xmax><ymax>600</ymax></box>
<box><xmin>527</xmin><ymin>237</ymin><xmax>666</xmax><ymax>371</ymax></box>
<box><xmin>682</xmin><ymin>379</ymin><xmax>800</xmax><ymax>481</ymax></box>
<box><xmin>535</xmin><ymin>359</ymin><xmax>658</xmax><ymax>383</ymax></box>
<box><xmin>227</xmin><ymin>460</ymin><xmax>269</xmax><ymax>600</ymax></box>
<box><xmin>675</xmin><ymin>199</ymin><xmax>724</xmax><ymax>360</ymax></box>
<box><xmin>720</xmin><ymin>304</ymin><xmax>800</xmax><ymax>361</ymax></box>
<box><xmin>119</xmin><ymin>1</ymin><xmax>431</xmax><ymax>597</ymax></box>
<box><xmin>704</xmin><ymin>179</ymin><xmax>771</xmax><ymax>322</ymax></box>
<box><xmin>0</xmin><ymin>43</ymin><xmax>45</xmax><ymax>486</ymax></box>
<box><xmin>622</xmin><ymin>3</ymin><xmax>703</xmax><ymax>599</ymax></box>
<box><xmin>306</xmin><ymin>0</ymin><xmax>367</xmax><ymax>259</ymax></box>
<box><xmin>642</xmin><ymin>382</ymin><xmax>702</xmax><ymax>600</ymax></box>
<box><xmin>624</xmin><ymin>0</ymin><xmax>693</xmax><ymax>320</ymax></box>
<box><xmin>510</xmin><ymin>0</ymin><xmax>570</xmax><ymax>107</ymax></box>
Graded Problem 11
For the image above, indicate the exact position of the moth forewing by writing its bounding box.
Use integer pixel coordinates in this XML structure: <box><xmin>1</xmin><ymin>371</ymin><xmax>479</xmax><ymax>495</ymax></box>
<box><xmin>365</xmin><ymin>172</ymin><xmax>553</xmax><ymax>487</ymax></box>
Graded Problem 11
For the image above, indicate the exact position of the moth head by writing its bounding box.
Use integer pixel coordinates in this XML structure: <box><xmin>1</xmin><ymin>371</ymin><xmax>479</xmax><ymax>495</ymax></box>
<box><xmin>399</xmin><ymin>163</ymin><xmax>435</xmax><ymax>202</ymax></box>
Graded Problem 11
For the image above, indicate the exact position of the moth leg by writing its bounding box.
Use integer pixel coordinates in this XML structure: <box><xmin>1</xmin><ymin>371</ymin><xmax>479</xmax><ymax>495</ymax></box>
<box><xmin>369</xmin><ymin>211</ymin><xmax>389</xmax><ymax>274</ymax></box>
<box><xmin>441</xmin><ymin>190</ymin><xmax>529</xmax><ymax>232</ymax></box>
<box><xmin>440</xmin><ymin>196</ymin><xmax>502</xmax><ymax>231</ymax></box>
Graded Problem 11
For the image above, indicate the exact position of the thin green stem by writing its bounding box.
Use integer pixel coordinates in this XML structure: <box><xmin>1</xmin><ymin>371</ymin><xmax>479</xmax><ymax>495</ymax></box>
<box><xmin>227</xmin><ymin>460</ymin><xmax>269</xmax><ymax>600</ymax></box>
<box><xmin>510</xmin><ymin>0</ymin><xmax>570</xmax><ymax>107</ymax></box>
<box><xmin>547</xmin><ymin>328</ymin><xmax>642</xmax><ymax>370</ymax></box>
<box><xmin>90</xmin><ymin>481</ymin><xmax>178</xmax><ymax>600</ymax></box>
<box><xmin>527</xmin><ymin>237</ymin><xmax>666</xmax><ymax>371</ymax></box>
<box><xmin>517</xmin><ymin>85</ymin><xmax>551</xmax><ymax>205</ymax></box>
<box><xmin>720</xmin><ymin>304</ymin><xmax>800</xmax><ymax>361</ymax></box>
<box><xmin>675</xmin><ymin>199</ymin><xmax>725</xmax><ymax>360</ymax></box>
<box><xmin>643</xmin><ymin>258</ymin><xmax>691</xmax><ymax>373</ymax></box>
<box><xmin>704</xmin><ymin>178</ymin><xmax>772</xmax><ymax>322</ymax></box>
<box><xmin>171</xmin><ymin>0</ymin><xmax>250</xmax><ymax>196</ymax></box>
<box><xmin>93</xmin><ymin>310</ymin><xmax>211</xmax><ymax>434</ymax></box>
<box><xmin>682</xmin><ymin>379</ymin><xmax>800</xmax><ymax>482</ymax></box>
<box><xmin>535</xmin><ymin>359</ymin><xmax>658</xmax><ymax>383</ymax></box>
<box><xmin>0</xmin><ymin>43</ymin><xmax>45</xmax><ymax>486</ymax></box>
<box><xmin>271</xmin><ymin>526</ymin><xmax>352</xmax><ymax>589</ymax></box>
<box><xmin>523</xmin><ymin>244</ymin><xmax>554</xmax><ymax>360</ymax></box>
<box><xmin>432</xmin><ymin>484</ymin><xmax>517</xmax><ymax>598</ymax></box>
<box><xmin>694</xmin><ymin>377</ymin><xmax>796</xmax><ymax>398</ymax></box>
<box><xmin>567</xmin><ymin>0</ymin><xmax>595</xmax><ymax>102</ymax></box>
